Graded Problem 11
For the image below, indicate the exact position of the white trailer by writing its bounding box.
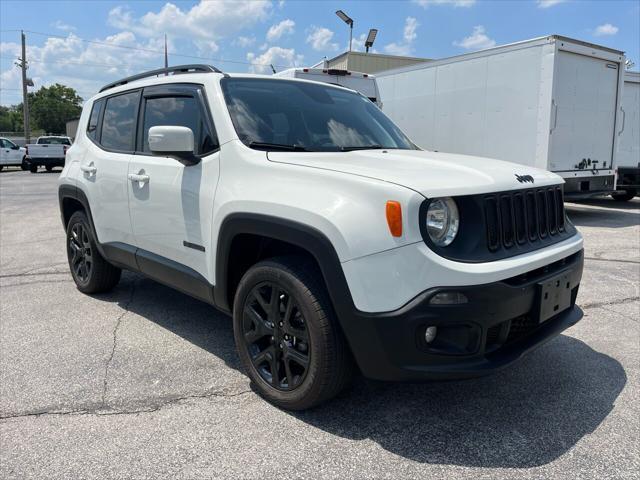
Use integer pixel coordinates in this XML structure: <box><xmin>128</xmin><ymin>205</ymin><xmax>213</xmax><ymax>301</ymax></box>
<box><xmin>274</xmin><ymin>67</ymin><xmax>382</xmax><ymax>107</ymax></box>
<box><xmin>613</xmin><ymin>71</ymin><xmax>640</xmax><ymax>200</ymax></box>
<box><xmin>377</xmin><ymin>35</ymin><xmax>626</xmax><ymax>198</ymax></box>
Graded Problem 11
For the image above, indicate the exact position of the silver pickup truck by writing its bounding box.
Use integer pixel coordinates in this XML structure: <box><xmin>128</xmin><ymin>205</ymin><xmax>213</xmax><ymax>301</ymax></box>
<box><xmin>26</xmin><ymin>136</ymin><xmax>72</xmax><ymax>173</ymax></box>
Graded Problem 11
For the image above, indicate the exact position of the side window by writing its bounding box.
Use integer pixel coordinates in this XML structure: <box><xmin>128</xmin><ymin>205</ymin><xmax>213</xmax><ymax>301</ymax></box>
<box><xmin>142</xmin><ymin>94</ymin><xmax>217</xmax><ymax>155</ymax></box>
<box><xmin>100</xmin><ymin>91</ymin><xmax>139</xmax><ymax>151</ymax></box>
<box><xmin>87</xmin><ymin>99</ymin><xmax>103</xmax><ymax>141</ymax></box>
<box><xmin>0</xmin><ymin>139</ymin><xmax>8</xmax><ymax>148</ymax></box>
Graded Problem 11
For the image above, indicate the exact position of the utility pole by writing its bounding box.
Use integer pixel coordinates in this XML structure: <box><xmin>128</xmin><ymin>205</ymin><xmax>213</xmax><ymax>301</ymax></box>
<box><xmin>164</xmin><ymin>34</ymin><xmax>168</xmax><ymax>69</ymax></box>
<box><xmin>18</xmin><ymin>30</ymin><xmax>31</xmax><ymax>143</ymax></box>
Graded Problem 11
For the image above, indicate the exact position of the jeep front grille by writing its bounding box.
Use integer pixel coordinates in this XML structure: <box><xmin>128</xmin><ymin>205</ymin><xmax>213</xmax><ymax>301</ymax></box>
<box><xmin>484</xmin><ymin>187</ymin><xmax>565</xmax><ymax>253</ymax></box>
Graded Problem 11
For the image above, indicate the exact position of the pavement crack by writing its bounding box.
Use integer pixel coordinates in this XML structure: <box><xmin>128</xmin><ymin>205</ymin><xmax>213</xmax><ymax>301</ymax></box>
<box><xmin>0</xmin><ymin>264</ymin><xmax>69</xmax><ymax>278</ymax></box>
<box><xmin>101</xmin><ymin>280</ymin><xmax>137</xmax><ymax>407</ymax></box>
<box><xmin>584</xmin><ymin>256</ymin><xmax>640</xmax><ymax>265</ymax></box>
<box><xmin>581</xmin><ymin>296</ymin><xmax>639</xmax><ymax>310</ymax></box>
<box><xmin>0</xmin><ymin>389</ymin><xmax>253</xmax><ymax>421</ymax></box>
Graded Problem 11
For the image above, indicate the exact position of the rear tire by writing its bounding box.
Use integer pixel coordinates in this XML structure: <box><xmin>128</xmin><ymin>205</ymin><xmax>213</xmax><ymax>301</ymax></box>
<box><xmin>0</xmin><ymin>165</ymin><xmax>3</xmax><ymax>171</ymax></box>
<box><xmin>45</xmin><ymin>165</ymin><xmax>53</xmax><ymax>172</ymax></box>
<box><xmin>611</xmin><ymin>190</ymin><xmax>636</xmax><ymax>202</ymax></box>
<box><xmin>66</xmin><ymin>211</ymin><xmax>121</xmax><ymax>294</ymax></box>
<box><xmin>233</xmin><ymin>256</ymin><xmax>353</xmax><ymax>410</ymax></box>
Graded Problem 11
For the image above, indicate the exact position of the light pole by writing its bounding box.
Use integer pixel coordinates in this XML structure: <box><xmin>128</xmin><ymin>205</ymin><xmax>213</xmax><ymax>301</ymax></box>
<box><xmin>365</xmin><ymin>29</ymin><xmax>378</xmax><ymax>53</ymax></box>
<box><xmin>335</xmin><ymin>10</ymin><xmax>354</xmax><ymax>52</ymax></box>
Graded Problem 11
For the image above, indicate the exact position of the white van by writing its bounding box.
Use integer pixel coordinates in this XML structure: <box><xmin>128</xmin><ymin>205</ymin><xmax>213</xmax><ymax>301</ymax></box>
<box><xmin>274</xmin><ymin>67</ymin><xmax>382</xmax><ymax>107</ymax></box>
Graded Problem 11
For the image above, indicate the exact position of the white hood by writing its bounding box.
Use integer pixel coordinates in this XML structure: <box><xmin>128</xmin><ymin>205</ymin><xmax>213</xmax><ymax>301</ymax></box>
<box><xmin>267</xmin><ymin>149</ymin><xmax>562</xmax><ymax>198</ymax></box>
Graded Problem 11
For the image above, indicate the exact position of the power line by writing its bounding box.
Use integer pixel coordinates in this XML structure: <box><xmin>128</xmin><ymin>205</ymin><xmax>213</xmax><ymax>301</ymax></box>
<box><xmin>20</xmin><ymin>29</ymin><xmax>294</xmax><ymax>68</ymax></box>
<box><xmin>0</xmin><ymin>55</ymin><xmax>144</xmax><ymax>70</ymax></box>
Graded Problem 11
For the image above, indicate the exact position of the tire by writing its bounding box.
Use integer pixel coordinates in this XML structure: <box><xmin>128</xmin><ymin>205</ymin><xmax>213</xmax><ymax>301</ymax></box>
<box><xmin>0</xmin><ymin>165</ymin><xmax>3</xmax><ymax>171</ymax></box>
<box><xmin>233</xmin><ymin>256</ymin><xmax>354</xmax><ymax>410</ymax></box>
<box><xmin>45</xmin><ymin>165</ymin><xmax>53</xmax><ymax>172</ymax></box>
<box><xmin>66</xmin><ymin>211</ymin><xmax>121</xmax><ymax>294</ymax></box>
<box><xmin>29</xmin><ymin>164</ymin><xmax>38</xmax><ymax>173</ymax></box>
<box><xmin>611</xmin><ymin>190</ymin><xmax>636</xmax><ymax>202</ymax></box>
<box><xmin>21</xmin><ymin>158</ymin><xmax>28</xmax><ymax>171</ymax></box>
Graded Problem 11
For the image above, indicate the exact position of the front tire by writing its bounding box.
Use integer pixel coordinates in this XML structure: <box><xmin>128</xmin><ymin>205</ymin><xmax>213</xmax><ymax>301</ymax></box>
<box><xmin>233</xmin><ymin>257</ymin><xmax>353</xmax><ymax>410</ymax></box>
<box><xmin>21</xmin><ymin>157</ymin><xmax>28</xmax><ymax>171</ymax></box>
<box><xmin>611</xmin><ymin>189</ymin><xmax>636</xmax><ymax>202</ymax></box>
<box><xmin>66</xmin><ymin>211</ymin><xmax>121</xmax><ymax>293</ymax></box>
<box><xmin>46</xmin><ymin>165</ymin><xmax>53</xmax><ymax>172</ymax></box>
<box><xmin>29</xmin><ymin>164</ymin><xmax>38</xmax><ymax>173</ymax></box>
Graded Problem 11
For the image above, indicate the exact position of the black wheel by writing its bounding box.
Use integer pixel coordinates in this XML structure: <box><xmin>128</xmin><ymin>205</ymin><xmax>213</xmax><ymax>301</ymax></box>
<box><xmin>0</xmin><ymin>165</ymin><xmax>3</xmax><ymax>171</ymax></box>
<box><xmin>66</xmin><ymin>211</ymin><xmax>121</xmax><ymax>293</ymax></box>
<box><xmin>611</xmin><ymin>190</ymin><xmax>636</xmax><ymax>202</ymax></box>
<box><xmin>29</xmin><ymin>164</ymin><xmax>38</xmax><ymax>173</ymax></box>
<box><xmin>21</xmin><ymin>157</ymin><xmax>28</xmax><ymax>171</ymax></box>
<box><xmin>45</xmin><ymin>165</ymin><xmax>53</xmax><ymax>172</ymax></box>
<box><xmin>233</xmin><ymin>256</ymin><xmax>353</xmax><ymax>410</ymax></box>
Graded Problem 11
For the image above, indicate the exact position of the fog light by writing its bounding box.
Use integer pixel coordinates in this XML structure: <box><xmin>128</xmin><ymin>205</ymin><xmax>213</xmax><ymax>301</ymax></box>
<box><xmin>425</xmin><ymin>326</ymin><xmax>438</xmax><ymax>344</ymax></box>
<box><xmin>429</xmin><ymin>292</ymin><xmax>468</xmax><ymax>305</ymax></box>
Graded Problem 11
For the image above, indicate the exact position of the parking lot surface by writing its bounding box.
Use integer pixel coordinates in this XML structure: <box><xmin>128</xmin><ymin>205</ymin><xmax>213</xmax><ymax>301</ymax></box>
<box><xmin>1</xmin><ymin>169</ymin><xmax>638</xmax><ymax>479</ymax></box>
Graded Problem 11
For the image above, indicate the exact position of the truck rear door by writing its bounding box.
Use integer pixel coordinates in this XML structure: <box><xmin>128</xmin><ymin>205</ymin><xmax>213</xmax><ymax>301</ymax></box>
<box><xmin>549</xmin><ymin>50</ymin><xmax>620</xmax><ymax>172</ymax></box>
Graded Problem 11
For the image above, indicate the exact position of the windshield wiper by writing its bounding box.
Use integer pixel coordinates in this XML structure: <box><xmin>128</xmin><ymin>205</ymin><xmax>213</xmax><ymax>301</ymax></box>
<box><xmin>339</xmin><ymin>144</ymin><xmax>384</xmax><ymax>152</ymax></box>
<box><xmin>248</xmin><ymin>141</ymin><xmax>308</xmax><ymax>152</ymax></box>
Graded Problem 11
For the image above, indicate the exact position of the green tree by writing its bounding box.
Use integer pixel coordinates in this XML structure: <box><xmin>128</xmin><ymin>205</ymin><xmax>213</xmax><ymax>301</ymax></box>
<box><xmin>0</xmin><ymin>105</ymin><xmax>24</xmax><ymax>132</ymax></box>
<box><xmin>29</xmin><ymin>84</ymin><xmax>82</xmax><ymax>134</ymax></box>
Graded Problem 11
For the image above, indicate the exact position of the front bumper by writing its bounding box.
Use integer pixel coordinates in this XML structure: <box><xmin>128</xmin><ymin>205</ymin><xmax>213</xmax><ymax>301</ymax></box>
<box><xmin>343</xmin><ymin>250</ymin><xmax>584</xmax><ymax>381</ymax></box>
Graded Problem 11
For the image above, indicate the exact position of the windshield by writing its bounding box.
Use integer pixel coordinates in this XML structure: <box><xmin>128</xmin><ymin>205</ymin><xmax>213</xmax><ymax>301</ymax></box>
<box><xmin>38</xmin><ymin>137</ymin><xmax>71</xmax><ymax>145</ymax></box>
<box><xmin>221</xmin><ymin>78</ymin><xmax>416</xmax><ymax>152</ymax></box>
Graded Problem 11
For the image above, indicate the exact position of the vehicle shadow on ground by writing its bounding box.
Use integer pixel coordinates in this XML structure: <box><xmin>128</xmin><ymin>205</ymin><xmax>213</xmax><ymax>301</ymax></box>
<box><xmin>106</xmin><ymin>272</ymin><xmax>627</xmax><ymax>469</ymax></box>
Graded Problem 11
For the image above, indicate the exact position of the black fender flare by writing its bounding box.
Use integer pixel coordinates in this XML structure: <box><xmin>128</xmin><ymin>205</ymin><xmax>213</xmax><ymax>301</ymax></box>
<box><xmin>215</xmin><ymin>213</ymin><xmax>395</xmax><ymax>375</ymax></box>
<box><xmin>214</xmin><ymin>213</ymin><xmax>357</xmax><ymax>316</ymax></box>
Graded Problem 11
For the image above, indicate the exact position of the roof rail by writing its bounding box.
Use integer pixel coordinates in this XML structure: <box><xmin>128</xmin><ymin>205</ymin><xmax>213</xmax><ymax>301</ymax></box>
<box><xmin>99</xmin><ymin>64</ymin><xmax>224</xmax><ymax>93</ymax></box>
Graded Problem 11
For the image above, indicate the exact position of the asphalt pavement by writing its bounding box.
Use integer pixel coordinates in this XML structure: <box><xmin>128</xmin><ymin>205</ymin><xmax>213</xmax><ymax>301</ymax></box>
<box><xmin>1</xmin><ymin>168</ymin><xmax>638</xmax><ymax>479</ymax></box>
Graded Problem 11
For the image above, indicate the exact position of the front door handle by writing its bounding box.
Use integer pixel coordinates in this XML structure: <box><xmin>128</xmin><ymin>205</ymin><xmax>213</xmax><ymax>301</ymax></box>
<box><xmin>80</xmin><ymin>163</ymin><xmax>97</xmax><ymax>176</ymax></box>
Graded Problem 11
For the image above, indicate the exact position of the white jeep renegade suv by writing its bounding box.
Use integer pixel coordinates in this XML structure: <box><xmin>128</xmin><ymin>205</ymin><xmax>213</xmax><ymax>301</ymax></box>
<box><xmin>58</xmin><ymin>65</ymin><xmax>584</xmax><ymax>410</ymax></box>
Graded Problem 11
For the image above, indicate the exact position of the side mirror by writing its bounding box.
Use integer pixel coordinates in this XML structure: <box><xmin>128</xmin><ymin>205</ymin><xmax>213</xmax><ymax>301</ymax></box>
<box><xmin>11</xmin><ymin>145</ymin><xmax>20</xmax><ymax>150</ymax></box>
<box><xmin>148</xmin><ymin>125</ymin><xmax>200</xmax><ymax>166</ymax></box>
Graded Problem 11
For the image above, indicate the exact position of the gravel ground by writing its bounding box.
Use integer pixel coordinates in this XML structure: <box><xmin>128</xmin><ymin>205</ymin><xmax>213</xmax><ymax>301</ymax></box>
<box><xmin>1</xmin><ymin>169</ymin><xmax>638</xmax><ymax>479</ymax></box>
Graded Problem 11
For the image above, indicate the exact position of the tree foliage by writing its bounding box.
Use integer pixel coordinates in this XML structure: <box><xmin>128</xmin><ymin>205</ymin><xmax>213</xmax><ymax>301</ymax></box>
<box><xmin>0</xmin><ymin>105</ymin><xmax>23</xmax><ymax>132</ymax></box>
<box><xmin>29</xmin><ymin>84</ymin><xmax>83</xmax><ymax>134</ymax></box>
<box><xmin>0</xmin><ymin>84</ymin><xmax>82</xmax><ymax>134</ymax></box>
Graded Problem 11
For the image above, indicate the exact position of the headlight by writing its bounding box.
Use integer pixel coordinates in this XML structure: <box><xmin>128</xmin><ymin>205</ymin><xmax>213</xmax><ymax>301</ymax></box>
<box><xmin>426</xmin><ymin>197</ymin><xmax>459</xmax><ymax>247</ymax></box>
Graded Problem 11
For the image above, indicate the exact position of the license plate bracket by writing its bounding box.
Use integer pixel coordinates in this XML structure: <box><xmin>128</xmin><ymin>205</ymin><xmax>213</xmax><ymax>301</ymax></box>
<box><xmin>537</xmin><ymin>271</ymin><xmax>572</xmax><ymax>323</ymax></box>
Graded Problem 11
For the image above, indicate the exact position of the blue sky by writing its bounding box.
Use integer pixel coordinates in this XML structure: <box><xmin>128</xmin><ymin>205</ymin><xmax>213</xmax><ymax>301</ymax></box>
<box><xmin>1</xmin><ymin>0</ymin><xmax>638</xmax><ymax>105</ymax></box>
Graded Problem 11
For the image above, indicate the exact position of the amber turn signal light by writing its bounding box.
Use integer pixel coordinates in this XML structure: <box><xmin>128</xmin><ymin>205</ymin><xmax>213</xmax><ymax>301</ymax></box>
<box><xmin>386</xmin><ymin>201</ymin><xmax>403</xmax><ymax>237</ymax></box>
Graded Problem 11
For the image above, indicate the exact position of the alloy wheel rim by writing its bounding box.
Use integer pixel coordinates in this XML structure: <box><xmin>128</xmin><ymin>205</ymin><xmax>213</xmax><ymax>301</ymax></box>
<box><xmin>69</xmin><ymin>223</ymin><xmax>92</xmax><ymax>284</ymax></box>
<box><xmin>242</xmin><ymin>282</ymin><xmax>310</xmax><ymax>391</ymax></box>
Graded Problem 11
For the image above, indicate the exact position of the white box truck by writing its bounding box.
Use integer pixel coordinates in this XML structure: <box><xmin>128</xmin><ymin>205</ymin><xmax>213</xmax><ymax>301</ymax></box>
<box><xmin>377</xmin><ymin>35</ymin><xmax>626</xmax><ymax>199</ymax></box>
<box><xmin>613</xmin><ymin>71</ymin><xmax>640</xmax><ymax>201</ymax></box>
<box><xmin>274</xmin><ymin>67</ymin><xmax>382</xmax><ymax>107</ymax></box>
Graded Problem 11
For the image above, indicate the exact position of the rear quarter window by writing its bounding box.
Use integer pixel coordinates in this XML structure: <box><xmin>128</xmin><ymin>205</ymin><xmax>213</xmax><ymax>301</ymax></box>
<box><xmin>87</xmin><ymin>99</ymin><xmax>104</xmax><ymax>141</ymax></box>
<box><xmin>100</xmin><ymin>91</ymin><xmax>140</xmax><ymax>151</ymax></box>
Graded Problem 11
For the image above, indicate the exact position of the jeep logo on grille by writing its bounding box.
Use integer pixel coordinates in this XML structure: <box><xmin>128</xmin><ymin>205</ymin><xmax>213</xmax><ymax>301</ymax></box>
<box><xmin>515</xmin><ymin>174</ymin><xmax>534</xmax><ymax>184</ymax></box>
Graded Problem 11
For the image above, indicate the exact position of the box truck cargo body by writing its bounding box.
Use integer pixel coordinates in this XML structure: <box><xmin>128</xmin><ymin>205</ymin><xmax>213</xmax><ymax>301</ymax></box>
<box><xmin>613</xmin><ymin>71</ymin><xmax>640</xmax><ymax>200</ymax></box>
<box><xmin>273</xmin><ymin>68</ymin><xmax>382</xmax><ymax>107</ymax></box>
<box><xmin>377</xmin><ymin>36</ymin><xmax>626</xmax><ymax>198</ymax></box>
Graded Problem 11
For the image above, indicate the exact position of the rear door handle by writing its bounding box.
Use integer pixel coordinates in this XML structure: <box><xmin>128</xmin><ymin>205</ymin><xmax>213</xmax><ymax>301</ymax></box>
<box><xmin>80</xmin><ymin>163</ymin><xmax>97</xmax><ymax>176</ymax></box>
<box><xmin>128</xmin><ymin>172</ymin><xmax>149</xmax><ymax>188</ymax></box>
